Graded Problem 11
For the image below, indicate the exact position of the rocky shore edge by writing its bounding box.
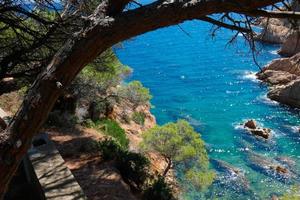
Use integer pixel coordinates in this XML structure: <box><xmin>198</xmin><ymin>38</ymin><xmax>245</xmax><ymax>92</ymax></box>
<box><xmin>255</xmin><ymin>13</ymin><xmax>300</xmax><ymax>111</ymax></box>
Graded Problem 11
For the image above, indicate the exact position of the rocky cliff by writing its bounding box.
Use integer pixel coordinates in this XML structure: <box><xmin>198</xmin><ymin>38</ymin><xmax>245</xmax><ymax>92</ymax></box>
<box><xmin>256</xmin><ymin>18</ymin><xmax>292</xmax><ymax>44</ymax></box>
<box><xmin>257</xmin><ymin>53</ymin><xmax>300</xmax><ymax>108</ymax></box>
<box><xmin>256</xmin><ymin>4</ymin><xmax>300</xmax><ymax>108</ymax></box>
<box><xmin>256</xmin><ymin>17</ymin><xmax>300</xmax><ymax>57</ymax></box>
<box><xmin>109</xmin><ymin>100</ymin><xmax>178</xmax><ymax>191</ymax></box>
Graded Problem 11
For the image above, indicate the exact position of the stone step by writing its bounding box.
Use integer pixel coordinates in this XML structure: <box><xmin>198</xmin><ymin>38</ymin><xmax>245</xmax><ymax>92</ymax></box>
<box><xmin>28</xmin><ymin>134</ymin><xmax>87</xmax><ymax>200</ymax></box>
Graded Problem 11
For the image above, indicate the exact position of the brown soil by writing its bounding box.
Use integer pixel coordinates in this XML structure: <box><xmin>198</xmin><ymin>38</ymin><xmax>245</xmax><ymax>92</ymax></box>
<box><xmin>47</xmin><ymin>126</ymin><xmax>137</xmax><ymax>200</ymax></box>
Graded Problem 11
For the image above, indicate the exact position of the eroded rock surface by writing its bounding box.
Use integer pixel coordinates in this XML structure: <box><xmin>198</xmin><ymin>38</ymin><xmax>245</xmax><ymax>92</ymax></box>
<box><xmin>257</xmin><ymin>53</ymin><xmax>300</xmax><ymax>108</ymax></box>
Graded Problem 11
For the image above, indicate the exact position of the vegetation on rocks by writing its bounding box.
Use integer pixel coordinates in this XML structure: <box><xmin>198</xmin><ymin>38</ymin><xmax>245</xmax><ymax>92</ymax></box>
<box><xmin>132</xmin><ymin>111</ymin><xmax>146</xmax><ymax>125</ymax></box>
<box><xmin>97</xmin><ymin>138</ymin><xmax>175</xmax><ymax>199</ymax></box>
<box><xmin>85</xmin><ymin>119</ymin><xmax>129</xmax><ymax>148</ymax></box>
<box><xmin>143</xmin><ymin>177</ymin><xmax>176</xmax><ymax>200</ymax></box>
<box><xmin>117</xmin><ymin>81</ymin><xmax>152</xmax><ymax>108</ymax></box>
<box><xmin>141</xmin><ymin>120</ymin><xmax>215</xmax><ymax>190</ymax></box>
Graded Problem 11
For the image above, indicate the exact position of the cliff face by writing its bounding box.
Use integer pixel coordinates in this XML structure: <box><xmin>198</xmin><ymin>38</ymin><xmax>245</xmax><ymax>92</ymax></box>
<box><xmin>257</xmin><ymin>53</ymin><xmax>300</xmax><ymax>108</ymax></box>
<box><xmin>268</xmin><ymin>79</ymin><xmax>300</xmax><ymax>108</ymax></box>
<box><xmin>256</xmin><ymin>18</ymin><xmax>291</xmax><ymax>44</ymax></box>
<box><xmin>257</xmin><ymin>18</ymin><xmax>300</xmax><ymax>57</ymax></box>
<box><xmin>257</xmin><ymin>7</ymin><xmax>300</xmax><ymax>108</ymax></box>
<box><xmin>279</xmin><ymin>31</ymin><xmax>300</xmax><ymax>57</ymax></box>
<box><xmin>110</xmin><ymin>100</ymin><xmax>178</xmax><ymax>188</ymax></box>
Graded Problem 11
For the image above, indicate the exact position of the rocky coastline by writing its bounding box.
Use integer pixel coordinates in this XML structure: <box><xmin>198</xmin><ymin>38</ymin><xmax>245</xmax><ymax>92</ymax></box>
<box><xmin>256</xmin><ymin>15</ymin><xmax>300</xmax><ymax>109</ymax></box>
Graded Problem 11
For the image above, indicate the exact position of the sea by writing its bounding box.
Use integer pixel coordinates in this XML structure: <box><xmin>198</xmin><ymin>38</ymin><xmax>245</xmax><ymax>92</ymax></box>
<box><xmin>115</xmin><ymin>1</ymin><xmax>300</xmax><ymax>199</ymax></box>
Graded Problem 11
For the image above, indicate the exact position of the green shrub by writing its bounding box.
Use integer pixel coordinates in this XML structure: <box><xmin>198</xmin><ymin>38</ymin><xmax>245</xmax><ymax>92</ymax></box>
<box><xmin>143</xmin><ymin>177</ymin><xmax>175</xmax><ymax>200</ymax></box>
<box><xmin>117</xmin><ymin>81</ymin><xmax>152</xmax><ymax>107</ymax></box>
<box><xmin>85</xmin><ymin>119</ymin><xmax>129</xmax><ymax>148</ymax></box>
<box><xmin>98</xmin><ymin>119</ymin><xmax>129</xmax><ymax>148</ymax></box>
<box><xmin>132</xmin><ymin>111</ymin><xmax>146</xmax><ymax>125</ymax></box>
<box><xmin>98</xmin><ymin>139</ymin><xmax>123</xmax><ymax>160</ymax></box>
<box><xmin>97</xmin><ymin>138</ymin><xmax>150</xmax><ymax>188</ymax></box>
<box><xmin>117</xmin><ymin>150</ymin><xmax>150</xmax><ymax>188</ymax></box>
<box><xmin>83</xmin><ymin>119</ymin><xmax>96</xmax><ymax>128</ymax></box>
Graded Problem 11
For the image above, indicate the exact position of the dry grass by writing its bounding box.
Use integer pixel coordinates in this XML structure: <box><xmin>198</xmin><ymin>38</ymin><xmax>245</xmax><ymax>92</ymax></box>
<box><xmin>0</xmin><ymin>90</ymin><xmax>24</xmax><ymax>115</ymax></box>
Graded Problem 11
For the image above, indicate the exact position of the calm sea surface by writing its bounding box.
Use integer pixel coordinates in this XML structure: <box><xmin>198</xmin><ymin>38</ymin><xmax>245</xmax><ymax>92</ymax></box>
<box><xmin>115</xmin><ymin>5</ymin><xmax>300</xmax><ymax>199</ymax></box>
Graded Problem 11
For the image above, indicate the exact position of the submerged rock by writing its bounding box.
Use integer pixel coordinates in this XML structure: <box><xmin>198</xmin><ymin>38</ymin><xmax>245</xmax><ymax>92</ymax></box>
<box><xmin>275</xmin><ymin>156</ymin><xmax>296</xmax><ymax>168</ymax></box>
<box><xmin>246</xmin><ymin>152</ymin><xmax>298</xmax><ymax>183</ymax></box>
<box><xmin>210</xmin><ymin>159</ymin><xmax>250</xmax><ymax>194</ymax></box>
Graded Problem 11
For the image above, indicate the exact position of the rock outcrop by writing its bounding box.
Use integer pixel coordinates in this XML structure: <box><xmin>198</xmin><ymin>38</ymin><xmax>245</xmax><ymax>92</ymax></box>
<box><xmin>256</xmin><ymin>16</ymin><xmax>300</xmax><ymax>56</ymax></box>
<box><xmin>244</xmin><ymin>119</ymin><xmax>257</xmax><ymax>129</ymax></box>
<box><xmin>257</xmin><ymin>53</ymin><xmax>300</xmax><ymax>108</ymax></box>
<box><xmin>279</xmin><ymin>31</ymin><xmax>300</xmax><ymax>56</ymax></box>
<box><xmin>268</xmin><ymin>79</ymin><xmax>300</xmax><ymax>108</ymax></box>
<box><xmin>243</xmin><ymin>120</ymin><xmax>271</xmax><ymax>139</ymax></box>
<box><xmin>256</xmin><ymin>18</ymin><xmax>292</xmax><ymax>44</ymax></box>
<box><xmin>110</xmin><ymin>101</ymin><xmax>156</xmax><ymax>151</ymax></box>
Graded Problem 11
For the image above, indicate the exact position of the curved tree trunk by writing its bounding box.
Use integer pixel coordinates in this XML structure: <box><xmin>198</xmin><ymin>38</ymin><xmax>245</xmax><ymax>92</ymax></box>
<box><xmin>0</xmin><ymin>0</ymin><xmax>283</xmax><ymax>198</ymax></box>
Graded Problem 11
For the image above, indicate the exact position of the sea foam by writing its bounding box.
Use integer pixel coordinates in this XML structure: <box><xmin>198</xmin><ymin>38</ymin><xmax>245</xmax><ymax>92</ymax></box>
<box><xmin>257</xmin><ymin>94</ymin><xmax>279</xmax><ymax>106</ymax></box>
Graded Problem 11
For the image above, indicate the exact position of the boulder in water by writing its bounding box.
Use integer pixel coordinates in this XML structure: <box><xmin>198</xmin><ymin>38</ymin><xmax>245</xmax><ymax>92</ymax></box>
<box><xmin>249</xmin><ymin>128</ymin><xmax>271</xmax><ymax>139</ymax></box>
<box><xmin>243</xmin><ymin>120</ymin><xmax>271</xmax><ymax>139</ymax></box>
<box><xmin>244</xmin><ymin>119</ymin><xmax>257</xmax><ymax>129</ymax></box>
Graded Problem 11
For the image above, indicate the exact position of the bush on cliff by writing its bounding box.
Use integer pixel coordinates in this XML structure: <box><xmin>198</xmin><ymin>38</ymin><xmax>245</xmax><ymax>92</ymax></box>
<box><xmin>97</xmin><ymin>139</ymin><xmax>150</xmax><ymax>189</ymax></box>
<box><xmin>143</xmin><ymin>177</ymin><xmax>175</xmax><ymax>200</ymax></box>
<box><xmin>117</xmin><ymin>81</ymin><xmax>152</xmax><ymax>108</ymax></box>
<box><xmin>132</xmin><ymin>111</ymin><xmax>146</xmax><ymax>125</ymax></box>
<box><xmin>140</xmin><ymin>119</ymin><xmax>215</xmax><ymax>190</ymax></box>
<box><xmin>117</xmin><ymin>150</ymin><xmax>150</xmax><ymax>188</ymax></box>
<box><xmin>84</xmin><ymin>119</ymin><xmax>129</xmax><ymax>148</ymax></box>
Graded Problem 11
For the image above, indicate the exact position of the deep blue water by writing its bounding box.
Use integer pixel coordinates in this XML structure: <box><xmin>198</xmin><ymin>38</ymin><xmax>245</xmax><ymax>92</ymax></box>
<box><xmin>115</xmin><ymin>18</ymin><xmax>300</xmax><ymax>199</ymax></box>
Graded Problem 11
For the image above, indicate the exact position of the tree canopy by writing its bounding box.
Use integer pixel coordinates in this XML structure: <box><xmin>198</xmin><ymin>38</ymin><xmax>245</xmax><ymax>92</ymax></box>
<box><xmin>141</xmin><ymin>120</ymin><xmax>215</xmax><ymax>190</ymax></box>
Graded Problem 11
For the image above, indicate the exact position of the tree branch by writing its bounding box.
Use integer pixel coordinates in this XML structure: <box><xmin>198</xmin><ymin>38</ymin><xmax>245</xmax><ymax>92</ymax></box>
<box><xmin>199</xmin><ymin>16</ymin><xmax>252</xmax><ymax>33</ymax></box>
<box><xmin>242</xmin><ymin>9</ymin><xmax>300</xmax><ymax>19</ymax></box>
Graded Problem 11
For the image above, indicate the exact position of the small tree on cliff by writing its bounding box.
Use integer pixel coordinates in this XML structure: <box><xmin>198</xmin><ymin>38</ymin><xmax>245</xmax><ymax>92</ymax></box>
<box><xmin>140</xmin><ymin>120</ymin><xmax>215</xmax><ymax>190</ymax></box>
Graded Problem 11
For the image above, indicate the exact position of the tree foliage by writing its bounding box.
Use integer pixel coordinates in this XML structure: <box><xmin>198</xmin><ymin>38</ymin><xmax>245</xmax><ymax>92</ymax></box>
<box><xmin>117</xmin><ymin>80</ymin><xmax>152</xmax><ymax>107</ymax></box>
<box><xmin>84</xmin><ymin>119</ymin><xmax>129</xmax><ymax>148</ymax></box>
<box><xmin>140</xmin><ymin>120</ymin><xmax>215</xmax><ymax>190</ymax></box>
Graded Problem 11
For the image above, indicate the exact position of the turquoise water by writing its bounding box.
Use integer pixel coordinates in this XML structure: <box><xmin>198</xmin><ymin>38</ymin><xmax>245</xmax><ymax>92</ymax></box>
<box><xmin>115</xmin><ymin>18</ymin><xmax>300</xmax><ymax>199</ymax></box>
